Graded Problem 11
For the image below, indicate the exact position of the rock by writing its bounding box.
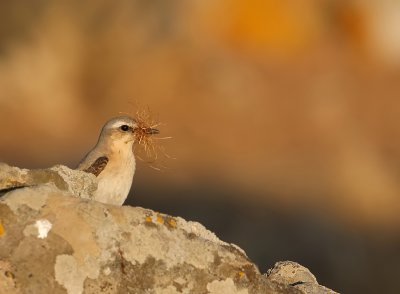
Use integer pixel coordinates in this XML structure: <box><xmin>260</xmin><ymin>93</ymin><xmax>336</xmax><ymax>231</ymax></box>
<box><xmin>0</xmin><ymin>164</ymin><xmax>337</xmax><ymax>293</ymax></box>
<box><xmin>265</xmin><ymin>261</ymin><xmax>338</xmax><ymax>294</ymax></box>
<box><xmin>0</xmin><ymin>163</ymin><xmax>97</xmax><ymax>199</ymax></box>
<box><xmin>266</xmin><ymin>261</ymin><xmax>317</xmax><ymax>285</ymax></box>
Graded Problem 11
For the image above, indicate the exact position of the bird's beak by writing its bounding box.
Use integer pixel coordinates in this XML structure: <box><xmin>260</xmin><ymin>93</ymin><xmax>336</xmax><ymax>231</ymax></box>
<box><xmin>143</xmin><ymin>127</ymin><xmax>159</xmax><ymax>135</ymax></box>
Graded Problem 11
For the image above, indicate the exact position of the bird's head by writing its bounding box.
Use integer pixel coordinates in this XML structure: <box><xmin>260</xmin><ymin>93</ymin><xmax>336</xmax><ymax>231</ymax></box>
<box><xmin>100</xmin><ymin>116</ymin><xmax>159</xmax><ymax>146</ymax></box>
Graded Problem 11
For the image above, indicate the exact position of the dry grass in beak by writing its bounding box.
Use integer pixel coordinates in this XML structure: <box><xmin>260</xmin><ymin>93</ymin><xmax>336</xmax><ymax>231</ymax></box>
<box><xmin>127</xmin><ymin>107</ymin><xmax>173</xmax><ymax>170</ymax></box>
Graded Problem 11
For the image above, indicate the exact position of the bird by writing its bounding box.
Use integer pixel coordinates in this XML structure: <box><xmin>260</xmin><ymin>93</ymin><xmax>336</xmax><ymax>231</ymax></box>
<box><xmin>77</xmin><ymin>116</ymin><xmax>159</xmax><ymax>205</ymax></box>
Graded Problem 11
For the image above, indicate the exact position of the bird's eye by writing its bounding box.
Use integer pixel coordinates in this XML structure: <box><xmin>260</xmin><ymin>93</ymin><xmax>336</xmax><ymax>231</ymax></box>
<box><xmin>120</xmin><ymin>125</ymin><xmax>130</xmax><ymax>132</ymax></box>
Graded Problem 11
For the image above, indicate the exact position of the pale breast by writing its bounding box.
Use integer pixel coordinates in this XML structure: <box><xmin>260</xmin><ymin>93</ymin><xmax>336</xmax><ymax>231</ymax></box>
<box><xmin>94</xmin><ymin>150</ymin><xmax>136</xmax><ymax>205</ymax></box>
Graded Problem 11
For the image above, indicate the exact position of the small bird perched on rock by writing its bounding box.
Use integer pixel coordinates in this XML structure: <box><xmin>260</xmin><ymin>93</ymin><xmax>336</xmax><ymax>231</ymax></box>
<box><xmin>77</xmin><ymin>116</ymin><xmax>159</xmax><ymax>205</ymax></box>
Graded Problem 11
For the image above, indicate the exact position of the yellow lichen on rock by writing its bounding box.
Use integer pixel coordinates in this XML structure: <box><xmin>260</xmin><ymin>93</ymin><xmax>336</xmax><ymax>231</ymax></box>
<box><xmin>157</xmin><ymin>214</ymin><xmax>165</xmax><ymax>224</ymax></box>
<box><xmin>0</xmin><ymin>222</ymin><xmax>5</xmax><ymax>237</ymax></box>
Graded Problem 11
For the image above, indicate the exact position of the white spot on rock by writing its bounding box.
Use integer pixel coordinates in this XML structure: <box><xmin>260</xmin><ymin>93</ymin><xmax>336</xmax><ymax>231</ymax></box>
<box><xmin>35</xmin><ymin>219</ymin><xmax>52</xmax><ymax>239</ymax></box>
<box><xmin>103</xmin><ymin>267</ymin><xmax>111</xmax><ymax>276</ymax></box>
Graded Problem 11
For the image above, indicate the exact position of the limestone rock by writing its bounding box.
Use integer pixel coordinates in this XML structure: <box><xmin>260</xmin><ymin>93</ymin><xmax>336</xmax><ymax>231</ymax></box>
<box><xmin>0</xmin><ymin>163</ymin><xmax>97</xmax><ymax>200</ymax></box>
<box><xmin>266</xmin><ymin>261</ymin><xmax>338</xmax><ymax>294</ymax></box>
<box><xmin>0</xmin><ymin>164</ymin><xmax>337</xmax><ymax>293</ymax></box>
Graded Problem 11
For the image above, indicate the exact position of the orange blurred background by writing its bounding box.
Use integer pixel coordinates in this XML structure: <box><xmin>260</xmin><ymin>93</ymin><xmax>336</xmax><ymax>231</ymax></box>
<box><xmin>1</xmin><ymin>1</ymin><xmax>400</xmax><ymax>292</ymax></box>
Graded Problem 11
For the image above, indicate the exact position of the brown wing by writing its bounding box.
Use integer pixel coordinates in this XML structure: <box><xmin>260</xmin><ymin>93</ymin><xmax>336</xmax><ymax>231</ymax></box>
<box><xmin>83</xmin><ymin>156</ymin><xmax>109</xmax><ymax>177</ymax></box>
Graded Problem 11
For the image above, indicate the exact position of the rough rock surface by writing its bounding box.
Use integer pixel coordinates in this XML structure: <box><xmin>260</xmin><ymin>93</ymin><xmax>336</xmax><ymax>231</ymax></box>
<box><xmin>0</xmin><ymin>164</ymin><xmax>337</xmax><ymax>294</ymax></box>
<box><xmin>0</xmin><ymin>163</ymin><xmax>96</xmax><ymax>199</ymax></box>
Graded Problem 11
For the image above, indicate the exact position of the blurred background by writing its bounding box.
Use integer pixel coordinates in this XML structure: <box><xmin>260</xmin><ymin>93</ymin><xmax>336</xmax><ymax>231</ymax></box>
<box><xmin>1</xmin><ymin>1</ymin><xmax>400</xmax><ymax>292</ymax></box>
